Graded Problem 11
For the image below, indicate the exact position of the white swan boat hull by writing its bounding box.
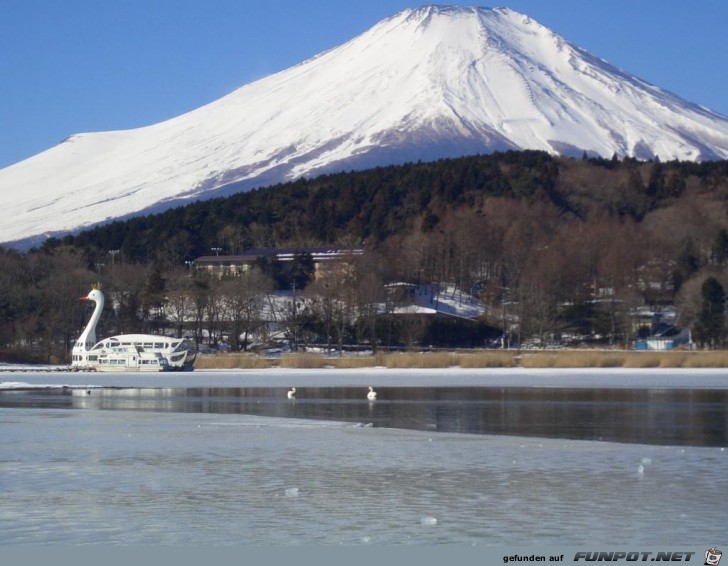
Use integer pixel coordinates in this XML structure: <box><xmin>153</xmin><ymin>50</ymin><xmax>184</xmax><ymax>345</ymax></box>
<box><xmin>87</xmin><ymin>347</ymin><xmax>172</xmax><ymax>372</ymax></box>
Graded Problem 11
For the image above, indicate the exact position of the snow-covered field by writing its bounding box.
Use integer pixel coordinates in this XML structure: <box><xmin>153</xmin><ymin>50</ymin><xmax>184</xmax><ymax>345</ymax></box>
<box><xmin>2</xmin><ymin>366</ymin><xmax>728</xmax><ymax>390</ymax></box>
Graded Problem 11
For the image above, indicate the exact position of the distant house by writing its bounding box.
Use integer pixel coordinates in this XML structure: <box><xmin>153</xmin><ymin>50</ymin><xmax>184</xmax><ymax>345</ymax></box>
<box><xmin>634</xmin><ymin>326</ymin><xmax>692</xmax><ymax>351</ymax></box>
<box><xmin>627</xmin><ymin>304</ymin><xmax>692</xmax><ymax>350</ymax></box>
<box><xmin>193</xmin><ymin>246</ymin><xmax>365</xmax><ymax>280</ymax></box>
<box><xmin>628</xmin><ymin>305</ymin><xmax>678</xmax><ymax>337</ymax></box>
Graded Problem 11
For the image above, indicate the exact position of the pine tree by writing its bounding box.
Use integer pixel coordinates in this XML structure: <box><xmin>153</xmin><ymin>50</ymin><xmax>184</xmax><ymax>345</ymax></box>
<box><xmin>712</xmin><ymin>229</ymin><xmax>728</xmax><ymax>265</ymax></box>
<box><xmin>694</xmin><ymin>277</ymin><xmax>726</xmax><ymax>349</ymax></box>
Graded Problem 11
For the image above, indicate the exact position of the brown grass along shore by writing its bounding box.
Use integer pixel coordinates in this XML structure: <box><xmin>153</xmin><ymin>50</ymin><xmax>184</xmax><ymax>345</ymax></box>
<box><xmin>193</xmin><ymin>350</ymin><xmax>728</xmax><ymax>370</ymax></box>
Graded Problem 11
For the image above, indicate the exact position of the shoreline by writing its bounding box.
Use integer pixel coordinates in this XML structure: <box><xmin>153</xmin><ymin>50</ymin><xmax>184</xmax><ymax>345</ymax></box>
<box><xmin>5</xmin><ymin>348</ymin><xmax>728</xmax><ymax>374</ymax></box>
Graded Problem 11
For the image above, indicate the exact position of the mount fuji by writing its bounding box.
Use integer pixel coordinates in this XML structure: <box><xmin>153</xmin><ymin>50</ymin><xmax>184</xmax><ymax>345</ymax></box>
<box><xmin>2</xmin><ymin>5</ymin><xmax>728</xmax><ymax>248</ymax></box>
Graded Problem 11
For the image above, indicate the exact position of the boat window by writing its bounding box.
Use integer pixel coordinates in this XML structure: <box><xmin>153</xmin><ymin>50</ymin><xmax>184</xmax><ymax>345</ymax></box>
<box><xmin>154</xmin><ymin>342</ymin><xmax>164</xmax><ymax>348</ymax></box>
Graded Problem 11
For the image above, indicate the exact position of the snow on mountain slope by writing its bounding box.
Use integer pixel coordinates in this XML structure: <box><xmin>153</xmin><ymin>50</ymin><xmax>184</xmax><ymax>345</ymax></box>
<box><xmin>2</xmin><ymin>5</ymin><xmax>728</xmax><ymax>248</ymax></box>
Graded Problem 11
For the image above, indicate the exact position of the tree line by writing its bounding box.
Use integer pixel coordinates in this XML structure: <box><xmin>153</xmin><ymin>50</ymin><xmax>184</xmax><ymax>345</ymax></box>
<box><xmin>2</xmin><ymin>150</ymin><xmax>728</xmax><ymax>362</ymax></box>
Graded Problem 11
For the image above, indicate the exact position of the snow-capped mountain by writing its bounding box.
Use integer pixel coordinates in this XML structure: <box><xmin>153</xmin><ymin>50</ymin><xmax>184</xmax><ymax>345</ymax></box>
<box><xmin>2</xmin><ymin>5</ymin><xmax>728</xmax><ymax>248</ymax></box>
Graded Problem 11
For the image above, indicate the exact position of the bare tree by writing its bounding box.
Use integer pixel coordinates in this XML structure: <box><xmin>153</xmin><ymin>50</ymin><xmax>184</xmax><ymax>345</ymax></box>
<box><xmin>165</xmin><ymin>269</ymin><xmax>195</xmax><ymax>338</ymax></box>
<box><xmin>189</xmin><ymin>276</ymin><xmax>210</xmax><ymax>349</ymax></box>
<box><xmin>219</xmin><ymin>270</ymin><xmax>273</xmax><ymax>351</ymax></box>
<box><xmin>203</xmin><ymin>276</ymin><xmax>225</xmax><ymax>349</ymax></box>
<box><xmin>352</xmin><ymin>252</ymin><xmax>386</xmax><ymax>350</ymax></box>
<box><xmin>306</xmin><ymin>266</ymin><xmax>357</xmax><ymax>355</ymax></box>
<box><xmin>100</xmin><ymin>263</ymin><xmax>149</xmax><ymax>335</ymax></box>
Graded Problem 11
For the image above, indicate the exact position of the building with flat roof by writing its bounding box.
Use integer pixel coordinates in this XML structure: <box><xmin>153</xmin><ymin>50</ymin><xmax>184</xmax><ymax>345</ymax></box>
<box><xmin>193</xmin><ymin>246</ymin><xmax>365</xmax><ymax>279</ymax></box>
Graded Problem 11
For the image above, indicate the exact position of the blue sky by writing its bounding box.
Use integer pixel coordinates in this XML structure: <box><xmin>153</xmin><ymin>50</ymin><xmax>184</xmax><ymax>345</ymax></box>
<box><xmin>1</xmin><ymin>0</ymin><xmax>727</xmax><ymax>169</ymax></box>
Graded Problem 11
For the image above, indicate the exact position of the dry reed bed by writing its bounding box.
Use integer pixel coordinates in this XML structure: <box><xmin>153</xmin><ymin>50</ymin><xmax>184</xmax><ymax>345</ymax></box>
<box><xmin>195</xmin><ymin>350</ymin><xmax>728</xmax><ymax>369</ymax></box>
<box><xmin>194</xmin><ymin>354</ymin><xmax>272</xmax><ymax>370</ymax></box>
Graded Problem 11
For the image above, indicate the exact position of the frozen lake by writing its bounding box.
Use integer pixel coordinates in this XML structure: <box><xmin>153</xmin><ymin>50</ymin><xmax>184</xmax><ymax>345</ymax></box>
<box><xmin>1</xmin><ymin>367</ymin><xmax>727</xmax><ymax>545</ymax></box>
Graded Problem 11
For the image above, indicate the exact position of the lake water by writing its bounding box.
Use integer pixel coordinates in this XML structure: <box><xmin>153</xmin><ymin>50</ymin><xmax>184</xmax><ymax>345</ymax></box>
<box><xmin>1</xmin><ymin>368</ymin><xmax>727</xmax><ymax>545</ymax></box>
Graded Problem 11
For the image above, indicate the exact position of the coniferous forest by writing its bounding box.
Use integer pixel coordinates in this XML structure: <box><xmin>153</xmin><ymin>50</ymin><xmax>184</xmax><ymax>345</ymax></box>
<box><xmin>3</xmin><ymin>150</ymin><xmax>728</xmax><ymax>363</ymax></box>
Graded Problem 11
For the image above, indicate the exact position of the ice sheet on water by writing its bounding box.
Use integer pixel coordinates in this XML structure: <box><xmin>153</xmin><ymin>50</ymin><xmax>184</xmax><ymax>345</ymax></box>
<box><xmin>1</xmin><ymin>407</ymin><xmax>726</xmax><ymax>545</ymax></box>
<box><xmin>202</xmin><ymin>414</ymin><xmax>359</xmax><ymax>430</ymax></box>
<box><xmin>0</xmin><ymin>381</ymin><xmax>34</xmax><ymax>389</ymax></box>
<box><xmin>0</xmin><ymin>381</ymin><xmax>90</xmax><ymax>390</ymax></box>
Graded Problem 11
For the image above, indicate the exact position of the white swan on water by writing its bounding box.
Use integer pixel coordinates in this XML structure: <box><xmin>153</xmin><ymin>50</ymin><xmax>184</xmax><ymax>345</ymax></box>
<box><xmin>287</xmin><ymin>387</ymin><xmax>296</xmax><ymax>399</ymax></box>
<box><xmin>367</xmin><ymin>386</ymin><xmax>377</xmax><ymax>401</ymax></box>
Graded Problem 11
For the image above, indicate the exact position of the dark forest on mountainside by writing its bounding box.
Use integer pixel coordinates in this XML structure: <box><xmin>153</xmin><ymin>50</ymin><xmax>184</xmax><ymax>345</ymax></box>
<box><xmin>2</xmin><ymin>150</ymin><xmax>728</xmax><ymax>363</ymax></box>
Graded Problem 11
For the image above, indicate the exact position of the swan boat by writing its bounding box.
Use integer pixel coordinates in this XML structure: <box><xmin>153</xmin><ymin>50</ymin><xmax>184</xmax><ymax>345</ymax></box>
<box><xmin>71</xmin><ymin>287</ymin><xmax>192</xmax><ymax>372</ymax></box>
